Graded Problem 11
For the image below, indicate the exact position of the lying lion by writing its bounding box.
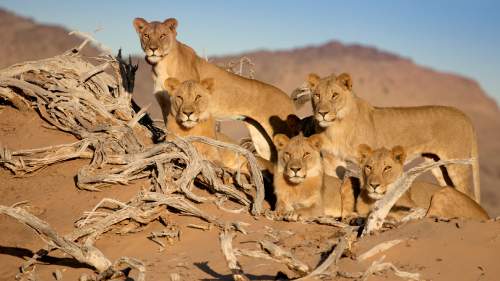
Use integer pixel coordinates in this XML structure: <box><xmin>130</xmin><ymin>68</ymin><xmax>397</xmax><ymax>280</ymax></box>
<box><xmin>356</xmin><ymin>144</ymin><xmax>489</xmax><ymax>220</ymax></box>
<box><xmin>133</xmin><ymin>17</ymin><xmax>295</xmax><ymax>162</ymax></box>
<box><xmin>306</xmin><ymin>72</ymin><xmax>480</xmax><ymax>202</ymax></box>
<box><xmin>273</xmin><ymin>134</ymin><xmax>353</xmax><ymax>218</ymax></box>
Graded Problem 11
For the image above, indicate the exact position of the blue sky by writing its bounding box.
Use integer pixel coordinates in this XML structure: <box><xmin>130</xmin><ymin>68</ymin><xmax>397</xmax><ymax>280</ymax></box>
<box><xmin>1</xmin><ymin>0</ymin><xmax>500</xmax><ymax>102</ymax></box>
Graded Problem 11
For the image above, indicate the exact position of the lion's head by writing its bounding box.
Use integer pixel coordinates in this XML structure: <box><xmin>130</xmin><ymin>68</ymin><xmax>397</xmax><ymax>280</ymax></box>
<box><xmin>306</xmin><ymin>72</ymin><xmax>353</xmax><ymax>127</ymax></box>
<box><xmin>274</xmin><ymin>134</ymin><xmax>323</xmax><ymax>184</ymax></box>
<box><xmin>357</xmin><ymin>144</ymin><xmax>406</xmax><ymax>200</ymax></box>
<box><xmin>133</xmin><ymin>17</ymin><xmax>178</xmax><ymax>64</ymax></box>
<box><xmin>163</xmin><ymin>78</ymin><xmax>215</xmax><ymax>129</ymax></box>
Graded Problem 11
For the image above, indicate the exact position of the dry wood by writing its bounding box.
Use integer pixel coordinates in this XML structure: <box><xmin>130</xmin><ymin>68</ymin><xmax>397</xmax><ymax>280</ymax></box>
<box><xmin>219</xmin><ymin>229</ymin><xmax>250</xmax><ymax>281</ymax></box>
<box><xmin>295</xmin><ymin>235</ymin><xmax>349</xmax><ymax>280</ymax></box>
<box><xmin>357</xmin><ymin>239</ymin><xmax>404</xmax><ymax>261</ymax></box>
<box><xmin>305</xmin><ymin>216</ymin><xmax>351</xmax><ymax>228</ymax></box>
<box><xmin>148</xmin><ymin>228</ymin><xmax>180</xmax><ymax>251</ymax></box>
<box><xmin>223</xmin><ymin>56</ymin><xmax>255</xmax><ymax>79</ymax></box>
<box><xmin>260</xmin><ymin>240</ymin><xmax>310</xmax><ymax>276</ymax></box>
<box><xmin>0</xmin><ymin>205</ymin><xmax>112</xmax><ymax>272</ymax></box>
<box><xmin>360</xmin><ymin>256</ymin><xmax>420</xmax><ymax>281</ymax></box>
<box><xmin>186</xmin><ymin>136</ymin><xmax>263</xmax><ymax>215</ymax></box>
<box><xmin>363</xmin><ymin>158</ymin><xmax>473</xmax><ymax>235</ymax></box>
<box><xmin>290</xmin><ymin>82</ymin><xmax>312</xmax><ymax>107</ymax></box>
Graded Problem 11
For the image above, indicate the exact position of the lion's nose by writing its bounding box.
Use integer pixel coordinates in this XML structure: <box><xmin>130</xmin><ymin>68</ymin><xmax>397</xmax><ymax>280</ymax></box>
<box><xmin>150</xmin><ymin>46</ymin><xmax>158</xmax><ymax>51</ymax></box>
<box><xmin>369</xmin><ymin>182</ymin><xmax>381</xmax><ymax>191</ymax></box>
<box><xmin>318</xmin><ymin>110</ymin><xmax>328</xmax><ymax>118</ymax></box>
<box><xmin>183</xmin><ymin>109</ymin><xmax>194</xmax><ymax>118</ymax></box>
<box><xmin>290</xmin><ymin>165</ymin><xmax>302</xmax><ymax>174</ymax></box>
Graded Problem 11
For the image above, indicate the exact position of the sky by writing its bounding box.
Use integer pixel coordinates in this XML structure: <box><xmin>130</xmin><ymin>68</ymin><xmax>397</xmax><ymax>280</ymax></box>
<box><xmin>1</xmin><ymin>0</ymin><xmax>500</xmax><ymax>102</ymax></box>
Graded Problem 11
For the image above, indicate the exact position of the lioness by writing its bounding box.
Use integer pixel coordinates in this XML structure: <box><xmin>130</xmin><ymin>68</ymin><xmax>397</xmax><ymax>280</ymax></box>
<box><xmin>133</xmin><ymin>18</ymin><xmax>295</xmax><ymax>161</ymax></box>
<box><xmin>307</xmin><ymin>72</ymin><xmax>480</xmax><ymax>202</ymax></box>
<box><xmin>357</xmin><ymin>144</ymin><xmax>489</xmax><ymax>220</ymax></box>
<box><xmin>163</xmin><ymin>77</ymin><xmax>247</xmax><ymax>171</ymax></box>
<box><xmin>273</xmin><ymin>134</ymin><xmax>353</xmax><ymax>218</ymax></box>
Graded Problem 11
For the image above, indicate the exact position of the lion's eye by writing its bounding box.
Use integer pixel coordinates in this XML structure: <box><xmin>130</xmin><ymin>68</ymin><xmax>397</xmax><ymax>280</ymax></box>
<box><xmin>332</xmin><ymin>93</ymin><xmax>339</xmax><ymax>99</ymax></box>
<box><xmin>195</xmin><ymin>95</ymin><xmax>202</xmax><ymax>101</ymax></box>
<box><xmin>313</xmin><ymin>93</ymin><xmax>320</xmax><ymax>99</ymax></box>
<box><xmin>364</xmin><ymin>165</ymin><xmax>372</xmax><ymax>174</ymax></box>
<box><xmin>143</xmin><ymin>34</ymin><xmax>149</xmax><ymax>39</ymax></box>
<box><xmin>303</xmin><ymin>152</ymin><xmax>311</xmax><ymax>159</ymax></box>
<box><xmin>160</xmin><ymin>34</ymin><xmax>166</xmax><ymax>39</ymax></box>
<box><xmin>176</xmin><ymin>96</ymin><xmax>183</xmax><ymax>103</ymax></box>
<box><xmin>283</xmin><ymin>152</ymin><xmax>291</xmax><ymax>160</ymax></box>
<box><xmin>384</xmin><ymin>166</ymin><xmax>392</xmax><ymax>172</ymax></box>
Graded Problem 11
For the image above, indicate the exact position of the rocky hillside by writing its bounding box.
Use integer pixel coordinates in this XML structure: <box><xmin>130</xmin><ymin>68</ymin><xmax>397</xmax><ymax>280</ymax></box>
<box><xmin>1</xmin><ymin>8</ymin><xmax>499</xmax><ymax>215</ymax></box>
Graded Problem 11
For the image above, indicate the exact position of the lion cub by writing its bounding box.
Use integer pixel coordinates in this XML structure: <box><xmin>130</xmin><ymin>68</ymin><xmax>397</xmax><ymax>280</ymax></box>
<box><xmin>357</xmin><ymin>144</ymin><xmax>489</xmax><ymax>220</ymax></box>
<box><xmin>163</xmin><ymin>78</ymin><xmax>246</xmax><ymax>171</ymax></box>
<box><xmin>273</xmin><ymin>134</ymin><xmax>352</xmax><ymax>218</ymax></box>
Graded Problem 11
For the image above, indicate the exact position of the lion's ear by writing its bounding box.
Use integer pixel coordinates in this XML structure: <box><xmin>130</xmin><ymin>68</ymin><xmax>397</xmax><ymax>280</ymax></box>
<box><xmin>163</xmin><ymin>18</ymin><xmax>178</xmax><ymax>32</ymax></box>
<box><xmin>273</xmin><ymin>134</ymin><xmax>290</xmax><ymax>151</ymax></box>
<box><xmin>133</xmin><ymin>18</ymin><xmax>148</xmax><ymax>33</ymax></box>
<box><xmin>201</xmin><ymin>78</ymin><xmax>215</xmax><ymax>93</ymax></box>
<box><xmin>164</xmin><ymin>78</ymin><xmax>180</xmax><ymax>93</ymax></box>
<box><xmin>391</xmin><ymin>145</ymin><xmax>406</xmax><ymax>164</ymax></box>
<box><xmin>307</xmin><ymin>73</ymin><xmax>321</xmax><ymax>89</ymax></box>
<box><xmin>307</xmin><ymin>134</ymin><xmax>323</xmax><ymax>150</ymax></box>
<box><xmin>357</xmin><ymin>144</ymin><xmax>373</xmax><ymax>164</ymax></box>
<box><xmin>337</xmin><ymin>73</ymin><xmax>353</xmax><ymax>91</ymax></box>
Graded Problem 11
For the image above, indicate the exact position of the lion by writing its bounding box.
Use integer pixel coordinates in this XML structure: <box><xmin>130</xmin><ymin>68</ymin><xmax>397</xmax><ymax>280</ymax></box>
<box><xmin>356</xmin><ymin>144</ymin><xmax>489</xmax><ymax>220</ymax></box>
<box><xmin>133</xmin><ymin>17</ymin><xmax>295</xmax><ymax>162</ymax></box>
<box><xmin>306</xmin><ymin>72</ymin><xmax>481</xmax><ymax>202</ymax></box>
<box><xmin>285</xmin><ymin>114</ymin><xmax>346</xmax><ymax>179</ymax></box>
<box><xmin>163</xmin><ymin>77</ymin><xmax>249</xmax><ymax>172</ymax></box>
<box><xmin>273</xmin><ymin>134</ymin><xmax>354</xmax><ymax>218</ymax></box>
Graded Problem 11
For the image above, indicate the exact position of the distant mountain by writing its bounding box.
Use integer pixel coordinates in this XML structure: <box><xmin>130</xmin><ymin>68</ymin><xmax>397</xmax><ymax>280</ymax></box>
<box><xmin>0</xmin><ymin>9</ymin><xmax>101</xmax><ymax>67</ymax></box>
<box><xmin>1</xmin><ymin>8</ymin><xmax>499</xmax><ymax>215</ymax></box>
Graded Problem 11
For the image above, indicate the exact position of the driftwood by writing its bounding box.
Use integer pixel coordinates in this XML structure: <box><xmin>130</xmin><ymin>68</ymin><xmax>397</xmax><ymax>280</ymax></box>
<box><xmin>290</xmin><ymin>82</ymin><xmax>312</xmax><ymax>108</ymax></box>
<box><xmin>357</xmin><ymin>239</ymin><xmax>405</xmax><ymax>262</ymax></box>
<box><xmin>0</xmin><ymin>205</ymin><xmax>112</xmax><ymax>272</ymax></box>
<box><xmin>219</xmin><ymin>229</ymin><xmax>249</xmax><ymax>281</ymax></box>
<box><xmin>222</xmin><ymin>227</ymin><xmax>358</xmax><ymax>280</ymax></box>
<box><xmin>0</xmin><ymin>205</ymin><xmax>147</xmax><ymax>281</ymax></box>
<box><xmin>223</xmin><ymin>56</ymin><xmax>255</xmax><ymax>79</ymax></box>
<box><xmin>360</xmin><ymin>256</ymin><xmax>420</xmax><ymax>281</ymax></box>
<box><xmin>295</xmin><ymin>234</ymin><xmax>351</xmax><ymax>280</ymax></box>
<box><xmin>362</xmin><ymin>158</ymin><xmax>473</xmax><ymax>235</ymax></box>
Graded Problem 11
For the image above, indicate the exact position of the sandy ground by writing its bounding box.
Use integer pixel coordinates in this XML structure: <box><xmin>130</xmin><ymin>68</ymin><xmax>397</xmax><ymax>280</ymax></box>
<box><xmin>1</xmin><ymin>106</ymin><xmax>500</xmax><ymax>281</ymax></box>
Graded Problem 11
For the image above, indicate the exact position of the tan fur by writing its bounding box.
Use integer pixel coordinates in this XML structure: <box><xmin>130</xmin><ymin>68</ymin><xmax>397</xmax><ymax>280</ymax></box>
<box><xmin>273</xmin><ymin>134</ymin><xmax>346</xmax><ymax>218</ymax></box>
<box><xmin>163</xmin><ymin>78</ymin><xmax>247</xmax><ymax>172</ymax></box>
<box><xmin>285</xmin><ymin>114</ymin><xmax>346</xmax><ymax>178</ymax></box>
<box><xmin>133</xmin><ymin>18</ymin><xmax>295</xmax><ymax>161</ymax></box>
<box><xmin>426</xmin><ymin>187</ymin><xmax>489</xmax><ymax>219</ymax></box>
<box><xmin>307</xmin><ymin>72</ymin><xmax>481</xmax><ymax>202</ymax></box>
<box><xmin>356</xmin><ymin>145</ymin><xmax>489</xmax><ymax>220</ymax></box>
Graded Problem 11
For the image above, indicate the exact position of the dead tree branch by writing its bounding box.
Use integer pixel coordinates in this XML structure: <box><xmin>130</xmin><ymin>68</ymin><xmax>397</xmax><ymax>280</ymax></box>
<box><xmin>0</xmin><ymin>205</ymin><xmax>112</xmax><ymax>272</ymax></box>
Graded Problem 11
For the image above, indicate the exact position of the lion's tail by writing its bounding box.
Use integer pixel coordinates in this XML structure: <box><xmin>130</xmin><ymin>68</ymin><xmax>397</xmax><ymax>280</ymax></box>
<box><xmin>471</xmin><ymin>130</ymin><xmax>481</xmax><ymax>203</ymax></box>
